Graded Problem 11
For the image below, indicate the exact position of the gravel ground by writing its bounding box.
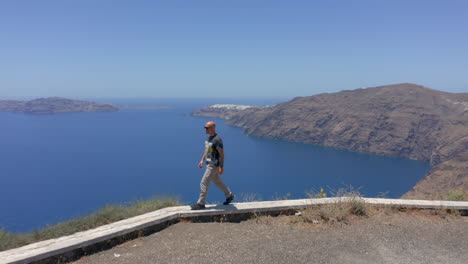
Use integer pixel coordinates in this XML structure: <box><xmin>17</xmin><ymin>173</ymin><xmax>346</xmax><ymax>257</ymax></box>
<box><xmin>72</xmin><ymin>210</ymin><xmax>468</xmax><ymax>264</ymax></box>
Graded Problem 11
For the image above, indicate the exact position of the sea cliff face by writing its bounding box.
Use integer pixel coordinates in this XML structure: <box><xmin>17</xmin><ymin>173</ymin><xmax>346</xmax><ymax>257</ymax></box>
<box><xmin>192</xmin><ymin>83</ymin><xmax>468</xmax><ymax>199</ymax></box>
<box><xmin>0</xmin><ymin>97</ymin><xmax>121</xmax><ymax>114</ymax></box>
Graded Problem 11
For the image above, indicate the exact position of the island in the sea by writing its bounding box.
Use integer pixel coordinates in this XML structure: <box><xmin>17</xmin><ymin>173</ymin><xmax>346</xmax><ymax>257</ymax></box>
<box><xmin>0</xmin><ymin>97</ymin><xmax>120</xmax><ymax>114</ymax></box>
<box><xmin>0</xmin><ymin>97</ymin><xmax>169</xmax><ymax>114</ymax></box>
<box><xmin>192</xmin><ymin>83</ymin><xmax>468</xmax><ymax>200</ymax></box>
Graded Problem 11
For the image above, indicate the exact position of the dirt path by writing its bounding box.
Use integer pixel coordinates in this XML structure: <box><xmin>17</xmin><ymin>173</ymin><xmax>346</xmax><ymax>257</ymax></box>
<box><xmin>72</xmin><ymin>212</ymin><xmax>468</xmax><ymax>264</ymax></box>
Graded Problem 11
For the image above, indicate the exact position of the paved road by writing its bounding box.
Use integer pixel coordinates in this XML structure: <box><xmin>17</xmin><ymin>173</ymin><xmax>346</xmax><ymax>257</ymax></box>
<box><xmin>72</xmin><ymin>212</ymin><xmax>468</xmax><ymax>264</ymax></box>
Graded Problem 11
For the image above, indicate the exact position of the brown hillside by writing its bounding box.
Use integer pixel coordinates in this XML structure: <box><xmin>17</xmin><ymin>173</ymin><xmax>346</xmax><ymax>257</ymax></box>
<box><xmin>195</xmin><ymin>83</ymin><xmax>468</xmax><ymax>199</ymax></box>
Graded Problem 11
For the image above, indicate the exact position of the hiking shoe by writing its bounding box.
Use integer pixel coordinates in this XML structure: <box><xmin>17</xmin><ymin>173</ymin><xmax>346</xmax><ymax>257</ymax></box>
<box><xmin>223</xmin><ymin>194</ymin><xmax>235</xmax><ymax>205</ymax></box>
<box><xmin>190</xmin><ymin>203</ymin><xmax>205</xmax><ymax>210</ymax></box>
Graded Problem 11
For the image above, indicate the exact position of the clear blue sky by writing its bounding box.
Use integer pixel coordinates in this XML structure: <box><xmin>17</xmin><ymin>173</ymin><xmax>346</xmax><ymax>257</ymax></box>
<box><xmin>1</xmin><ymin>0</ymin><xmax>467</xmax><ymax>98</ymax></box>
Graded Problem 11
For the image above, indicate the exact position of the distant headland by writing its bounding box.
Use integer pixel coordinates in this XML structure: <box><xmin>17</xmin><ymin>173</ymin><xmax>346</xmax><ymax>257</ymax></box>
<box><xmin>192</xmin><ymin>104</ymin><xmax>262</xmax><ymax>119</ymax></box>
<box><xmin>0</xmin><ymin>97</ymin><xmax>168</xmax><ymax>114</ymax></box>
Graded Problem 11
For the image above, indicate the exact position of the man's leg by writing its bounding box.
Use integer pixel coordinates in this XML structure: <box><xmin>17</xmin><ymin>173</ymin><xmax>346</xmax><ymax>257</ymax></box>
<box><xmin>212</xmin><ymin>168</ymin><xmax>233</xmax><ymax>198</ymax></box>
<box><xmin>197</xmin><ymin>165</ymin><xmax>215</xmax><ymax>205</ymax></box>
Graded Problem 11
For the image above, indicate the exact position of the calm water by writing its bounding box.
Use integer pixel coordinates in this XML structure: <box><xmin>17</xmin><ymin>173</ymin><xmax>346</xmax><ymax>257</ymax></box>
<box><xmin>0</xmin><ymin>98</ymin><xmax>430</xmax><ymax>233</ymax></box>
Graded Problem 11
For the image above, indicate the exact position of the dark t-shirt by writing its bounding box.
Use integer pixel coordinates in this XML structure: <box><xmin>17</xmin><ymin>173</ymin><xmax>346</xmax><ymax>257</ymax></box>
<box><xmin>205</xmin><ymin>134</ymin><xmax>223</xmax><ymax>167</ymax></box>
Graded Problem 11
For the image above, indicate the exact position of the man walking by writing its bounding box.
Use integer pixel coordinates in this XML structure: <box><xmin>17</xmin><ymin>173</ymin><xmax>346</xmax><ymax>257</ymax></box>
<box><xmin>191</xmin><ymin>121</ymin><xmax>235</xmax><ymax>210</ymax></box>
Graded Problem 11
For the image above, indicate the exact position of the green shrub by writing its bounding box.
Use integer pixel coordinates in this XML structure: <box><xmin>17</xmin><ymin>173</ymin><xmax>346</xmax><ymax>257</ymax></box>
<box><xmin>445</xmin><ymin>190</ymin><xmax>466</xmax><ymax>201</ymax></box>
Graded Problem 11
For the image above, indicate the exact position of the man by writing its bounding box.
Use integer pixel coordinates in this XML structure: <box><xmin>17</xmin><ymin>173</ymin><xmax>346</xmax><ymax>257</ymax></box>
<box><xmin>191</xmin><ymin>121</ymin><xmax>235</xmax><ymax>210</ymax></box>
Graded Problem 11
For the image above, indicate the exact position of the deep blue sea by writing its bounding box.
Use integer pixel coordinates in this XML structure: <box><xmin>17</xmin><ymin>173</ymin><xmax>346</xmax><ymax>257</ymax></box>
<box><xmin>0</xmin><ymin>98</ymin><xmax>431</xmax><ymax>233</ymax></box>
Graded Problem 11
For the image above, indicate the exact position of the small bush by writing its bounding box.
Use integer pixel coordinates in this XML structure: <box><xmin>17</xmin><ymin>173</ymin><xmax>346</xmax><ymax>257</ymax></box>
<box><xmin>445</xmin><ymin>190</ymin><xmax>466</xmax><ymax>201</ymax></box>
<box><xmin>350</xmin><ymin>198</ymin><xmax>367</xmax><ymax>216</ymax></box>
<box><xmin>317</xmin><ymin>188</ymin><xmax>327</xmax><ymax>198</ymax></box>
<box><xmin>305</xmin><ymin>187</ymin><xmax>327</xmax><ymax>199</ymax></box>
<box><xmin>319</xmin><ymin>203</ymin><xmax>349</xmax><ymax>222</ymax></box>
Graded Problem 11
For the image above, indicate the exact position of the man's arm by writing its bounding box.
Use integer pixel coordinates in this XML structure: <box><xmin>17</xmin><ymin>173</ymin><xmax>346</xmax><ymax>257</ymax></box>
<box><xmin>218</xmin><ymin>148</ymin><xmax>224</xmax><ymax>174</ymax></box>
<box><xmin>218</xmin><ymin>148</ymin><xmax>224</xmax><ymax>168</ymax></box>
<box><xmin>198</xmin><ymin>149</ymin><xmax>207</xmax><ymax>168</ymax></box>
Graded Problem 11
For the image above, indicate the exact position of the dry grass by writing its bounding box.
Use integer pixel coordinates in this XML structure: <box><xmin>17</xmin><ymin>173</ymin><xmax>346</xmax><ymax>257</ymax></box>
<box><xmin>239</xmin><ymin>193</ymin><xmax>263</xmax><ymax>202</ymax></box>
<box><xmin>250</xmin><ymin>186</ymin><xmax>464</xmax><ymax>227</ymax></box>
<box><xmin>251</xmin><ymin>212</ymin><xmax>275</xmax><ymax>225</ymax></box>
<box><xmin>251</xmin><ymin>205</ymin><xmax>464</xmax><ymax>229</ymax></box>
<box><xmin>0</xmin><ymin>196</ymin><xmax>180</xmax><ymax>252</ymax></box>
<box><xmin>249</xmin><ymin>186</ymin><xmax>369</xmax><ymax>226</ymax></box>
<box><xmin>300</xmin><ymin>196</ymin><xmax>367</xmax><ymax>225</ymax></box>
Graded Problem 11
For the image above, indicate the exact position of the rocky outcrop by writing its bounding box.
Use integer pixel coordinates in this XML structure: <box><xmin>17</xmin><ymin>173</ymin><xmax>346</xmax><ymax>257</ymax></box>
<box><xmin>192</xmin><ymin>83</ymin><xmax>468</xmax><ymax>199</ymax></box>
<box><xmin>0</xmin><ymin>97</ymin><xmax>121</xmax><ymax>114</ymax></box>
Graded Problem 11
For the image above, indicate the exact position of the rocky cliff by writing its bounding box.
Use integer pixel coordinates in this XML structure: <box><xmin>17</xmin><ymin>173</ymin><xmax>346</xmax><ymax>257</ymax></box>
<box><xmin>0</xmin><ymin>97</ymin><xmax>121</xmax><ymax>114</ymax></box>
<box><xmin>192</xmin><ymin>83</ymin><xmax>468</xmax><ymax>199</ymax></box>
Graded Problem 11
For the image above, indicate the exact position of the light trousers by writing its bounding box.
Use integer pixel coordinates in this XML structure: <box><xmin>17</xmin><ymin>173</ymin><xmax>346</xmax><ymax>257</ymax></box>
<box><xmin>197</xmin><ymin>164</ymin><xmax>232</xmax><ymax>205</ymax></box>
